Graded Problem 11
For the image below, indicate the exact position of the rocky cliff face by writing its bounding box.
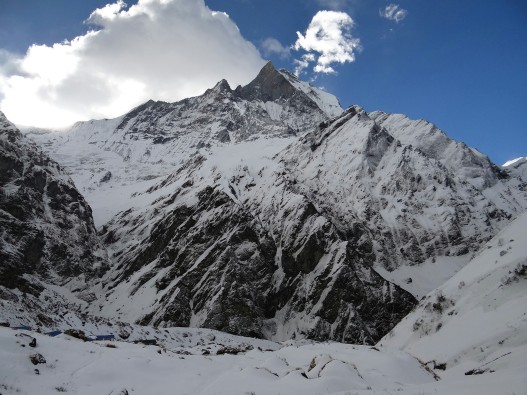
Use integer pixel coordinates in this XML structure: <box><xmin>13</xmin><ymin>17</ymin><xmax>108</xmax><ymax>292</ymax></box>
<box><xmin>0</xmin><ymin>111</ymin><xmax>108</xmax><ymax>296</ymax></box>
<box><xmin>96</xmin><ymin>157</ymin><xmax>416</xmax><ymax>344</ymax></box>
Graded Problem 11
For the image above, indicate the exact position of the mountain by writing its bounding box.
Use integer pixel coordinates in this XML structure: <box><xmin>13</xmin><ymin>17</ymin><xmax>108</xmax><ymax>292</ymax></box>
<box><xmin>18</xmin><ymin>62</ymin><xmax>527</xmax><ymax>345</ymax></box>
<box><xmin>89</xmin><ymin>103</ymin><xmax>525</xmax><ymax>341</ymax></box>
<box><xmin>27</xmin><ymin>61</ymin><xmax>341</xmax><ymax>227</ymax></box>
<box><xmin>0</xmin><ymin>111</ymin><xmax>108</xmax><ymax>300</ymax></box>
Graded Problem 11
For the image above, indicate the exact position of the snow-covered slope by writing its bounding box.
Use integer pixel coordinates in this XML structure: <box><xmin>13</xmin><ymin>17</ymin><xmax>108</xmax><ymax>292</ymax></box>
<box><xmin>2</xmin><ymin>318</ymin><xmax>526</xmax><ymax>394</ymax></box>
<box><xmin>369</xmin><ymin>112</ymin><xmax>508</xmax><ymax>189</ymax></box>
<box><xmin>278</xmin><ymin>68</ymin><xmax>343</xmax><ymax>118</ymax></box>
<box><xmin>380</xmin><ymin>211</ymin><xmax>527</xmax><ymax>382</ymax></box>
<box><xmin>0</xmin><ymin>326</ymin><xmax>439</xmax><ymax>395</ymax></box>
<box><xmin>279</xmin><ymin>107</ymin><xmax>526</xmax><ymax>295</ymax></box>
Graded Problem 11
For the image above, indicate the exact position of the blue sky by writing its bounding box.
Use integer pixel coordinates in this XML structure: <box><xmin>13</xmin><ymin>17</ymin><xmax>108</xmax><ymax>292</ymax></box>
<box><xmin>0</xmin><ymin>0</ymin><xmax>525</xmax><ymax>164</ymax></box>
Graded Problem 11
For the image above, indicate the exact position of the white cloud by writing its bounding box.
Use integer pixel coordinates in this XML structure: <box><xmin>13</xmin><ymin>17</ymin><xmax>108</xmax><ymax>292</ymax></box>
<box><xmin>380</xmin><ymin>4</ymin><xmax>408</xmax><ymax>23</ymax></box>
<box><xmin>293</xmin><ymin>54</ymin><xmax>315</xmax><ymax>76</ymax></box>
<box><xmin>0</xmin><ymin>0</ymin><xmax>264</xmax><ymax>128</ymax></box>
<box><xmin>261</xmin><ymin>38</ymin><xmax>290</xmax><ymax>59</ymax></box>
<box><xmin>293</xmin><ymin>10</ymin><xmax>361</xmax><ymax>74</ymax></box>
<box><xmin>87</xmin><ymin>0</ymin><xmax>128</xmax><ymax>23</ymax></box>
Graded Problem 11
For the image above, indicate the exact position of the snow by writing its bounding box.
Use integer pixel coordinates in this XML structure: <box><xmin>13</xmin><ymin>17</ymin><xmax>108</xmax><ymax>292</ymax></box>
<box><xmin>380</xmin><ymin>211</ymin><xmax>527</xmax><ymax>390</ymax></box>
<box><xmin>279</xmin><ymin>69</ymin><xmax>343</xmax><ymax>119</ymax></box>
<box><xmin>3</xmin><ymin>315</ymin><xmax>526</xmax><ymax>395</ymax></box>
<box><xmin>503</xmin><ymin>157</ymin><xmax>526</xmax><ymax>167</ymax></box>
<box><xmin>0</xmin><ymin>327</ymin><xmax>438</xmax><ymax>395</ymax></box>
<box><xmin>503</xmin><ymin>156</ymin><xmax>527</xmax><ymax>183</ymax></box>
<box><xmin>26</xmin><ymin>125</ymin><xmax>176</xmax><ymax>227</ymax></box>
<box><xmin>27</xmin><ymin>119</ymin><xmax>296</xmax><ymax>229</ymax></box>
<box><xmin>375</xmin><ymin>255</ymin><xmax>471</xmax><ymax>299</ymax></box>
<box><xmin>201</xmin><ymin>137</ymin><xmax>292</xmax><ymax>180</ymax></box>
<box><xmin>369</xmin><ymin>111</ymin><xmax>503</xmax><ymax>190</ymax></box>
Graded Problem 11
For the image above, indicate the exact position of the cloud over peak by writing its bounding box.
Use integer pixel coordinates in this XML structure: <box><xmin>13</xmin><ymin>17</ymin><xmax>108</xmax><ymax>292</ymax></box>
<box><xmin>0</xmin><ymin>0</ymin><xmax>264</xmax><ymax>128</ymax></box>
<box><xmin>293</xmin><ymin>10</ymin><xmax>361</xmax><ymax>75</ymax></box>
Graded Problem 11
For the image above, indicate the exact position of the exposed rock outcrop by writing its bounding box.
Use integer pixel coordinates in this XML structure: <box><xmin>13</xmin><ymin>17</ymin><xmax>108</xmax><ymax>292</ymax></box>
<box><xmin>0</xmin><ymin>111</ymin><xmax>108</xmax><ymax>295</ymax></box>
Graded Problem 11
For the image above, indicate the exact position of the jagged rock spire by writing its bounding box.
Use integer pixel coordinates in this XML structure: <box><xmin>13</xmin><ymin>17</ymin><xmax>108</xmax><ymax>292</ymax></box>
<box><xmin>235</xmin><ymin>61</ymin><xmax>298</xmax><ymax>102</ymax></box>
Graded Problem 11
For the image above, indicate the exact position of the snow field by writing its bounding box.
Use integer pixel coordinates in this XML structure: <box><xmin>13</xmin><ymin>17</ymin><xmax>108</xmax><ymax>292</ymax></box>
<box><xmin>0</xmin><ymin>327</ymin><xmax>437</xmax><ymax>395</ymax></box>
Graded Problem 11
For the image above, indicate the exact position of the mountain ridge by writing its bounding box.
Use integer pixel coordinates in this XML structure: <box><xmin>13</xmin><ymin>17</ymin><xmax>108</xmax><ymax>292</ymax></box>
<box><xmin>6</xmin><ymin>62</ymin><xmax>527</xmax><ymax>344</ymax></box>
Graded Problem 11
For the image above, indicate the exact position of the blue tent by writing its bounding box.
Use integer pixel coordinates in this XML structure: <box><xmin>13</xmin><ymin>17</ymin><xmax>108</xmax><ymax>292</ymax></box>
<box><xmin>12</xmin><ymin>325</ymin><xmax>32</xmax><ymax>330</ymax></box>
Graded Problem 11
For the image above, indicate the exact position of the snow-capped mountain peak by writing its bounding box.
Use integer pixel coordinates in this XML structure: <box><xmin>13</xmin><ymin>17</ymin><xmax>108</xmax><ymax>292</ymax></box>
<box><xmin>26</xmin><ymin>62</ymin><xmax>343</xmax><ymax>225</ymax></box>
<box><xmin>16</xmin><ymin>64</ymin><xmax>527</xmax><ymax>347</ymax></box>
<box><xmin>233</xmin><ymin>61</ymin><xmax>342</xmax><ymax>118</ymax></box>
<box><xmin>235</xmin><ymin>61</ymin><xmax>299</xmax><ymax>102</ymax></box>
